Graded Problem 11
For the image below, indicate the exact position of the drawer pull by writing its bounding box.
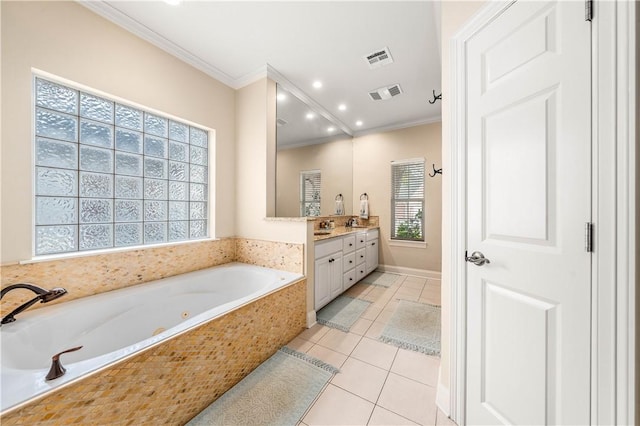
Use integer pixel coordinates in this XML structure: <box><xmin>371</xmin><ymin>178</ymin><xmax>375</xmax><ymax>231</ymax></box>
<box><xmin>360</xmin><ymin>255</ymin><xmax>364</xmax><ymax>258</ymax></box>
<box><xmin>349</xmin><ymin>278</ymin><xmax>353</xmax><ymax>281</ymax></box>
<box><xmin>349</xmin><ymin>260</ymin><xmax>353</xmax><ymax>264</ymax></box>
<box><xmin>372</xmin><ymin>242</ymin><xmax>376</xmax><ymax>246</ymax></box>
<box><xmin>349</xmin><ymin>243</ymin><xmax>353</xmax><ymax>246</ymax></box>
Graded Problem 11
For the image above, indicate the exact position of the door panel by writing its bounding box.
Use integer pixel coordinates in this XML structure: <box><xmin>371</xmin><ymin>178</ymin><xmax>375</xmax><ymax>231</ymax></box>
<box><xmin>465</xmin><ymin>1</ymin><xmax>591</xmax><ymax>424</ymax></box>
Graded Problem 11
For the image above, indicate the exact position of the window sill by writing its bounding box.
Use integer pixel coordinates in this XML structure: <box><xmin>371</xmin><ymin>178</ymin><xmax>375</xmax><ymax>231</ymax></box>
<box><xmin>21</xmin><ymin>237</ymin><xmax>219</xmax><ymax>265</ymax></box>
<box><xmin>388</xmin><ymin>239</ymin><xmax>428</xmax><ymax>249</ymax></box>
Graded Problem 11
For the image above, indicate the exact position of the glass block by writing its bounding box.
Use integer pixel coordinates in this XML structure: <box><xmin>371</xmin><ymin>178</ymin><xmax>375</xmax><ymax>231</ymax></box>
<box><xmin>80</xmin><ymin>93</ymin><xmax>114</xmax><ymax>123</ymax></box>
<box><xmin>169</xmin><ymin>161</ymin><xmax>188</xmax><ymax>181</ymax></box>
<box><xmin>115</xmin><ymin>152</ymin><xmax>143</xmax><ymax>176</ymax></box>
<box><xmin>144</xmin><ymin>200</ymin><xmax>167</xmax><ymax>221</ymax></box>
<box><xmin>80</xmin><ymin>172</ymin><xmax>113</xmax><ymax>198</ymax></box>
<box><xmin>36</xmin><ymin>108</ymin><xmax>78</xmax><ymax>142</ymax></box>
<box><xmin>169</xmin><ymin>221</ymin><xmax>188</xmax><ymax>242</ymax></box>
<box><xmin>144</xmin><ymin>158</ymin><xmax>167</xmax><ymax>179</ymax></box>
<box><xmin>115</xmin><ymin>104</ymin><xmax>143</xmax><ymax>131</ymax></box>
<box><xmin>144</xmin><ymin>179</ymin><xmax>168</xmax><ymax>200</ymax></box>
<box><xmin>190</xmin><ymin>146</ymin><xmax>207</xmax><ymax>166</ymax></box>
<box><xmin>115</xmin><ymin>200</ymin><xmax>142</xmax><ymax>222</ymax></box>
<box><xmin>80</xmin><ymin>198</ymin><xmax>112</xmax><ymax>223</ymax></box>
<box><xmin>115</xmin><ymin>176</ymin><xmax>143</xmax><ymax>199</ymax></box>
<box><xmin>190</xmin><ymin>165</ymin><xmax>207</xmax><ymax>183</ymax></box>
<box><xmin>36</xmin><ymin>197</ymin><xmax>77</xmax><ymax>225</ymax></box>
<box><xmin>144</xmin><ymin>113</ymin><xmax>168</xmax><ymax>137</ymax></box>
<box><xmin>144</xmin><ymin>222</ymin><xmax>167</xmax><ymax>244</ymax></box>
<box><xmin>79</xmin><ymin>224</ymin><xmax>113</xmax><ymax>251</ymax></box>
<box><xmin>80</xmin><ymin>146</ymin><xmax>113</xmax><ymax>173</ymax></box>
<box><xmin>189</xmin><ymin>183</ymin><xmax>206</xmax><ymax>201</ymax></box>
<box><xmin>36</xmin><ymin>78</ymin><xmax>78</xmax><ymax>115</ymax></box>
<box><xmin>190</xmin><ymin>202</ymin><xmax>206</xmax><ymax>220</ymax></box>
<box><xmin>115</xmin><ymin>128</ymin><xmax>143</xmax><ymax>153</ymax></box>
<box><xmin>80</xmin><ymin>119</ymin><xmax>113</xmax><ymax>148</ymax></box>
<box><xmin>144</xmin><ymin>136</ymin><xmax>168</xmax><ymax>158</ymax></box>
<box><xmin>115</xmin><ymin>223</ymin><xmax>142</xmax><ymax>247</ymax></box>
<box><xmin>169</xmin><ymin>121</ymin><xmax>188</xmax><ymax>143</ymax></box>
<box><xmin>36</xmin><ymin>138</ymin><xmax>78</xmax><ymax>169</ymax></box>
<box><xmin>169</xmin><ymin>181</ymin><xmax>188</xmax><ymax>201</ymax></box>
<box><xmin>190</xmin><ymin>220</ymin><xmax>207</xmax><ymax>239</ymax></box>
<box><xmin>169</xmin><ymin>141</ymin><xmax>188</xmax><ymax>162</ymax></box>
<box><xmin>36</xmin><ymin>167</ymin><xmax>77</xmax><ymax>197</ymax></box>
<box><xmin>169</xmin><ymin>201</ymin><xmax>188</xmax><ymax>221</ymax></box>
<box><xmin>36</xmin><ymin>225</ymin><xmax>77</xmax><ymax>255</ymax></box>
<box><xmin>190</xmin><ymin>127</ymin><xmax>208</xmax><ymax>148</ymax></box>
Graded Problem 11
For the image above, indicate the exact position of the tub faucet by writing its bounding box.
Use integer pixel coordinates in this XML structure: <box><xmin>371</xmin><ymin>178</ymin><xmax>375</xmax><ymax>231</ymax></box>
<box><xmin>0</xmin><ymin>283</ymin><xmax>67</xmax><ymax>325</ymax></box>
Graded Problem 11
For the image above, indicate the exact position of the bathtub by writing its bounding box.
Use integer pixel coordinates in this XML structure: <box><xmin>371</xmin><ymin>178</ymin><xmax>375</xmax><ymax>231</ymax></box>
<box><xmin>0</xmin><ymin>262</ymin><xmax>304</xmax><ymax>415</ymax></box>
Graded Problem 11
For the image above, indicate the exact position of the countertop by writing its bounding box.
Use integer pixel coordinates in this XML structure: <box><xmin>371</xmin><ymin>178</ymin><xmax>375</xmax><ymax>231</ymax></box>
<box><xmin>313</xmin><ymin>226</ymin><xmax>379</xmax><ymax>242</ymax></box>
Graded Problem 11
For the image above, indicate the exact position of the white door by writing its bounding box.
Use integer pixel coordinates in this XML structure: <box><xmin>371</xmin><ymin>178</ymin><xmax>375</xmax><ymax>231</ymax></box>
<box><xmin>465</xmin><ymin>1</ymin><xmax>591</xmax><ymax>424</ymax></box>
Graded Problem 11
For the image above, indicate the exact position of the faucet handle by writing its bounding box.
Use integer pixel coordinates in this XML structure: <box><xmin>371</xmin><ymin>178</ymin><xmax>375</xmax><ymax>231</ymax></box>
<box><xmin>46</xmin><ymin>346</ymin><xmax>83</xmax><ymax>381</ymax></box>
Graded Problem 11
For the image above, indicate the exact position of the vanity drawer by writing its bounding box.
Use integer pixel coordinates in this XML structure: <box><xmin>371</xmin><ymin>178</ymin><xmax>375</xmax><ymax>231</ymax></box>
<box><xmin>342</xmin><ymin>235</ymin><xmax>356</xmax><ymax>253</ymax></box>
<box><xmin>355</xmin><ymin>233</ymin><xmax>367</xmax><ymax>250</ymax></box>
<box><xmin>343</xmin><ymin>251</ymin><xmax>356</xmax><ymax>271</ymax></box>
<box><xmin>366</xmin><ymin>229</ymin><xmax>379</xmax><ymax>241</ymax></box>
<box><xmin>356</xmin><ymin>265</ymin><xmax>368</xmax><ymax>281</ymax></box>
<box><xmin>356</xmin><ymin>248</ymin><xmax>366</xmax><ymax>265</ymax></box>
<box><xmin>343</xmin><ymin>269</ymin><xmax>357</xmax><ymax>289</ymax></box>
<box><xmin>315</xmin><ymin>238</ymin><xmax>343</xmax><ymax>259</ymax></box>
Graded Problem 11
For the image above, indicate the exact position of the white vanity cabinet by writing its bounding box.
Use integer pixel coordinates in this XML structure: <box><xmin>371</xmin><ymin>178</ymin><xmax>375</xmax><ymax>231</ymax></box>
<box><xmin>365</xmin><ymin>229</ymin><xmax>379</xmax><ymax>274</ymax></box>
<box><xmin>314</xmin><ymin>238</ymin><xmax>343</xmax><ymax>310</ymax></box>
<box><xmin>342</xmin><ymin>235</ymin><xmax>357</xmax><ymax>290</ymax></box>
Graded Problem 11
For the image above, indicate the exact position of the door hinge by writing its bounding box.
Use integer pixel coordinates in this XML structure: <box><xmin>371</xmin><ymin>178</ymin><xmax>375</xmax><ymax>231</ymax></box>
<box><xmin>585</xmin><ymin>0</ymin><xmax>593</xmax><ymax>21</ymax></box>
<box><xmin>585</xmin><ymin>222</ymin><xmax>594</xmax><ymax>252</ymax></box>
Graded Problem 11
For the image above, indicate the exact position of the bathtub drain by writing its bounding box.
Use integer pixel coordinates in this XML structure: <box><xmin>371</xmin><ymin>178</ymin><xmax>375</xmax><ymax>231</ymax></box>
<box><xmin>181</xmin><ymin>311</ymin><xmax>190</xmax><ymax>319</ymax></box>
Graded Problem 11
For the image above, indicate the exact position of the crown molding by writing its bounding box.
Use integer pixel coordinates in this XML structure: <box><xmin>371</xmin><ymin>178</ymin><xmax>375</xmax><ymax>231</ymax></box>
<box><xmin>352</xmin><ymin>116</ymin><xmax>442</xmax><ymax>138</ymax></box>
<box><xmin>78</xmin><ymin>1</ymin><xmax>238</xmax><ymax>89</ymax></box>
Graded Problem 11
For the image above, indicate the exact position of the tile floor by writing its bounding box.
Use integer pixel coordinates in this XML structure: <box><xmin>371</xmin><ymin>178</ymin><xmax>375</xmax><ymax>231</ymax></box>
<box><xmin>287</xmin><ymin>273</ymin><xmax>457</xmax><ymax>426</ymax></box>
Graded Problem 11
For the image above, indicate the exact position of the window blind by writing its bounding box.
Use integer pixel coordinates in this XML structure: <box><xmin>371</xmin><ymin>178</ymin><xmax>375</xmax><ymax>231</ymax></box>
<box><xmin>300</xmin><ymin>170</ymin><xmax>321</xmax><ymax>217</ymax></box>
<box><xmin>391</xmin><ymin>159</ymin><xmax>425</xmax><ymax>241</ymax></box>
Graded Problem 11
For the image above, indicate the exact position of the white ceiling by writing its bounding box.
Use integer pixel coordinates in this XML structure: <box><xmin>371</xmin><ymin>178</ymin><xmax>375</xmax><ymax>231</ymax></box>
<box><xmin>81</xmin><ymin>1</ymin><xmax>442</xmax><ymax>137</ymax></box>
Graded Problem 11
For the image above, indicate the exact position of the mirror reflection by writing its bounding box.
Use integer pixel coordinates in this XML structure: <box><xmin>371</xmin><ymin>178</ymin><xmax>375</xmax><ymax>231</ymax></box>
<box><xmin>275</xmin><ymin>84</ymin><xmax>353</xmax><ymax>217</ymax></box>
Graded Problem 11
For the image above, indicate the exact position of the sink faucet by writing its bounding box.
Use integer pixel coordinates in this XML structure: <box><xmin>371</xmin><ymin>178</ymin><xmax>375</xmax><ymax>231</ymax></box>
<box><xmin>0</xmin><ymin>283</ymin><xmax>67</xmax><ymax>325</ymax></box>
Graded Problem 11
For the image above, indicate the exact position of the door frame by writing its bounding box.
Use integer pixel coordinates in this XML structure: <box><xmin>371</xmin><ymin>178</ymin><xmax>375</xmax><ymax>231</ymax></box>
<box><xmin>447</xmin><ymin>1</ymin><xmax>637</xmax><ymax>424</ymax></box>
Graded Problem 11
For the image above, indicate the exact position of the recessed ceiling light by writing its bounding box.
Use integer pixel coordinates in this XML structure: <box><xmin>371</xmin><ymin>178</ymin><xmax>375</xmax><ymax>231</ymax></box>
<box><xmin>276</xmin><ymin>93</ymin><xmax>286</xmax><ymax>101</ymax></box>
<box><xmin>355</xmin><ymin>120</ymin><xmax>363</xmax><ymax>127</ymax></box>
<box><xmin>338</xmin><ymin>104</ymin><xmax>347</xmax><ymax>111</ymax></box>
<box><xmin>327</xmin><ymin>126</ymin><xmax>335</xmax><ymax>132</ymax></box>
<box><xmin>312</xmin><ymin>81</ymin><xmax>323</xmax><ymax>89</ymax></box>
<box><xmin>306</xmin><ymin>112</ymin><xmax>315</xmax><ymax>119</ymax></box>
<box><xmin>164</xmin><ymin>0</ymin><xmax>182</xmax><ymax>5</ymax></box>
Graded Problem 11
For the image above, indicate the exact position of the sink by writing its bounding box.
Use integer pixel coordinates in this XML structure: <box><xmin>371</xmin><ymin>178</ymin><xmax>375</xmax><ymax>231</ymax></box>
<box><xmin>314</xmin><ymin>230</ymin><xmax>332</xmax><ymax>235</ymax></box>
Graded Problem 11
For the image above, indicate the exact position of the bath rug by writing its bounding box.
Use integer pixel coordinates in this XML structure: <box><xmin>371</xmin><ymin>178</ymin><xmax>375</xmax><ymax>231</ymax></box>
<box><xmin>360</xmin><ymin>271</ymin><xmax>401</xmax><ymax>288</ymax></box>
<box><xmin>187</xmin><ymin>347</ymin><xmax>338</xmax><ymax>426</ymax></box>
<box><xmin>379</xmin><ymin>300</ymin><xmax>441</xmax><ymax>356</ymax></box>
<box><xmin>316</xmin><ymin>295</ymin><xmax>372</xmax><ymax>332</ymax></box>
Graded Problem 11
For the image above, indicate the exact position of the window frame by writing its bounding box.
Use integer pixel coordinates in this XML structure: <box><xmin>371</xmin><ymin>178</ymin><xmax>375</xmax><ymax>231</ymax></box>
<box><xmin>390</xmin><ymin>158</ymin><xmax>425</xmax><ymax>242</ymax></box>
<box><xmin>300</xmin><ymin>170</ymin><xmax>321</xmax><ymax>217</ymax></box>
<box><xmin>31</xmin><ymin>72</ymin><xmax>214</xmax><ymax>259</ymax></box>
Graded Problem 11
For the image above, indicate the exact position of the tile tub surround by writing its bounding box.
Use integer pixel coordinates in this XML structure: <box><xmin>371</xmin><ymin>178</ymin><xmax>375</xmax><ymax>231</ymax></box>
<box><xmin>1</xmin><ymin>238</ymin><xmax>303</xmax><ymax>314</ymax></box>
<box><xmin>0</xmin><ymin>278</ymin><xmax>307</xmax><ymax>425</ymax></box>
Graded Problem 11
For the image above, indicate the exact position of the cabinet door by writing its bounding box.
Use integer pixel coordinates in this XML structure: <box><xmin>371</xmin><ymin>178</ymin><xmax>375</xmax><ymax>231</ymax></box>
<box><xmin>314</xmin><ymin>256</ymin><xmax>331</xmax><ymax>310</ymax></box>
<box><xmin>366</xmin><ymin>239</ymin><xmax>379</xmax><ymax>274</ymax></box>
<box><xmin>329</xmin><ymin>255</ymin><xmax>343</xmax><ymax>299</ymax></box>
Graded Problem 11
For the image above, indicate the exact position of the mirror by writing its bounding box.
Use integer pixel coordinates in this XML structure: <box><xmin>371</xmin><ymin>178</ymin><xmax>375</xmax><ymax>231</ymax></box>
<box><xmin>275</xmin><ymin>84</ymin><xmax>353</xmax><ymax>217</ymax></box>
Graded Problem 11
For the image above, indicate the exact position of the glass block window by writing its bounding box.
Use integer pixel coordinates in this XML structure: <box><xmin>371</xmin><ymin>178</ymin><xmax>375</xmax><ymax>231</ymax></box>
<box><xmin>300</xmin><ymin>170</ymin><xmax>321</xmax><ymax>217</ymax></box>
<box><xmin>34</xmin><ymin>77</ymin><xmax>210</xmax><ymax>256</ymax></box>
<box><xmin>391</xmin><ymin>159</ymin><xmax>425</xmax><ymax>241</ymax></box>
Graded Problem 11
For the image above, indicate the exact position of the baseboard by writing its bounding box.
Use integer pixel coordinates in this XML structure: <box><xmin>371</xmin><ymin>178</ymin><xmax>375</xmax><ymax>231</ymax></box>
<box><xmin>378</xmin><ymin>264</ymin><xmax>442</xmax><ymax>280</ymax></box>
<box><xmin>306</xmin><ymin>310</ymin><xmax>317</xmax><ymax>328</ymax></box>
<box><xmin>436</xmin><ymin>377</ymin><xmax>451</xmax><ymax>417</ymax></box>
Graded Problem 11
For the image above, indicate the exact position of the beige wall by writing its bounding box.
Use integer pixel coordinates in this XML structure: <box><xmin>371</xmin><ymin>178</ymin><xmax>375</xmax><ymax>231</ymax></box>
<box><xmin>440</xmin><ymin>0</ymin><xmax>487</xmax><ymax>410</ymax></box>
<box><xmin>353</xmin><ymin>123</ymin><xmax>442</xmax><ymax>273</ymax></box>
<box><xmin>0</xmin><ymin>1</ymin><xmax>236</xmax><ymax>263</ymax></box>
<box><xmin>276</xmin><ymin>138</ymin><xmax>353</xmax><ymax>217</ymax></box>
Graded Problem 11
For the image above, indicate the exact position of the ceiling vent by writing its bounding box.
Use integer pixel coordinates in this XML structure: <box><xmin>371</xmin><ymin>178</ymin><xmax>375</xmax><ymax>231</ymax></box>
<box><xmin>368</xmin><ymin>84</ymin><xmax>403</xmax><ymax>101</ymax></box>
<box><xmin>276</xmin><ymin>118</ymin><xmax>288</xmax><ymax>127</ymax></box>
<box><xmin>364</xmin><ymin>47</ymin><xmax>394</xmax><ymax>69</ymax></box>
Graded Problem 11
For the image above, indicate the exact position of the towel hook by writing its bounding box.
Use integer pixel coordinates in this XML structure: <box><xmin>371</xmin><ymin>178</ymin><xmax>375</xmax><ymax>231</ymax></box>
<box><xmin>335</xmin><ymin>194</ymin><xmax>343</xmax><ymax>201</ymax></box>
<box><xmin>428</xmin><ymin>89</ymin><xmax>442</xmax><ymax>104</ymax></box>
<box><xmin>429</xmin><ymin>164</ymin><xmax>442</xmax><ymax>177</ymax></box>
<box><xmin>360</xmin><ymin>193</ymin><xmax>368</xmax><ymax>200</ymax></box>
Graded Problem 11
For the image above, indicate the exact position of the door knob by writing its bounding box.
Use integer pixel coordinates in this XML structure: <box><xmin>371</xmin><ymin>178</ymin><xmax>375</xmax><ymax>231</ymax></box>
<box><xmin>465</xmin><ymin>251</ymin><xmax>490</xmax><ymax>266</ymax></box>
